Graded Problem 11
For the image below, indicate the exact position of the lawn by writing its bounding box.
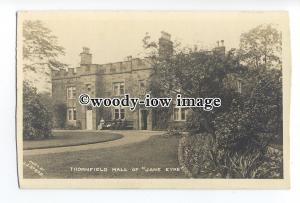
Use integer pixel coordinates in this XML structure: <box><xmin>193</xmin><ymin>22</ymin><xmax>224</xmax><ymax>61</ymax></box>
<box><xmin>23</xmin><ymin>134</ymin><xmax>186</xmax><ymax>179</ymax></box>
<box><xmin>23</xmin><ymin>131</ymin><xmax>123</xmax><ymax>150</ymax></box>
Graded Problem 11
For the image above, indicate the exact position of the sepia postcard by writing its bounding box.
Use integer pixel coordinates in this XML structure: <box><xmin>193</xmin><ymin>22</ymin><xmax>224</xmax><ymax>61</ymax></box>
<box><xmin>17</xmin><ymin>11</ymin><xmax>291</xmax><ymax>189</ymax></box>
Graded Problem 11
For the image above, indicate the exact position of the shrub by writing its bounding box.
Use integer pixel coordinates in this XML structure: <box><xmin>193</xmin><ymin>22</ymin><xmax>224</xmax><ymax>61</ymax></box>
<box><xmin>213</xmin><ymin>103</ymin><xmax>260</xmax><ymax>152</ymax></box>
<box><xmin>23</xmin><ymin>81</ymin><xmax>52</xmax><ymax>140</ymax></box>
<box><xmin>65</xmin><ymin>124</ymin><xmax>80</xmax><ymax>130</ymax></box>
<box><xmin>166</xmin><ymin>128</ymin><xmax>182</xmax><ymax>137</ymax></box>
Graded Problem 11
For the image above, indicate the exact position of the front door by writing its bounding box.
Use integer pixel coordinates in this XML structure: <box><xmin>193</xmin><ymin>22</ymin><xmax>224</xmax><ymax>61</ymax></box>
<box><xmin>86</xmin><ymin>110</ymin><xmax>93</xmax><ymax>130</ymax></box>
<box><xmin>141</xmin><ymin>110</ymin><xmax>148</xmax><ymax>130</ymax></box>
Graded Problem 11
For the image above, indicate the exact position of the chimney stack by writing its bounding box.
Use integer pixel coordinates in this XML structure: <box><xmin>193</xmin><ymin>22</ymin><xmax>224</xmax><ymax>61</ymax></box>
<box><xmin>80</xmin><ymin>47</ymin><xmax>92</xmax><ymax>65</ymax></box>
<box><xmin>213</xmin><ymin>40</ymin><xmax>225</xmax><ymax>57</ymax></box>
<box><xmin>158</xmin><ymin>31</ymin><xmax>173</xmax><ymax>59</ymax></box>
<box><xmin>127</xmin><ymin>55</ymin><xmax>132</xmax><ymax>61</ymax></box>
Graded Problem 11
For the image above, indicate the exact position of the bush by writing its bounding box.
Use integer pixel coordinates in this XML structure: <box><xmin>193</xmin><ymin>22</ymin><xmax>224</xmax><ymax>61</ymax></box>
<box><xmin>65</xmin><ymin>124</ymin><xmax>80</xmax><ymax>130</ymax></box>
<box><xmin>213</xmin><ymin>103</ymin><xmax>261</xmax><ymax>152</ymax></box>
<box><xmin>23</xmin><ymin>81</ymin><xmax>52</xmax><ymax>140</ymax></box>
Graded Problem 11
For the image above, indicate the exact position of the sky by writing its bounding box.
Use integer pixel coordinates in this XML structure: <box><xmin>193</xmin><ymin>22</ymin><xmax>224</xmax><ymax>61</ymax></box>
<box><xmin>20</xmin><ymin>11</ymin><xmax>286</xmax><ymax>68</ymax></box>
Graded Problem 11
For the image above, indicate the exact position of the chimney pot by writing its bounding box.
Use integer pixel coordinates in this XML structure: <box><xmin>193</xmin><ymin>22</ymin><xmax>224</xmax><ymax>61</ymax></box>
<box><xmin>221</xmin><ymin>40</ymin><xmax>224</xmax><ymax>46</ymax></box>
<box><xmin>159</xmin><ymin>31</ymin><xmax>173</xmax><ymax>58</ymax></box>
<box><xmin>83</xmin><ymin>47</ymin><xmax>90</xmax><ymax>53</ymax></box>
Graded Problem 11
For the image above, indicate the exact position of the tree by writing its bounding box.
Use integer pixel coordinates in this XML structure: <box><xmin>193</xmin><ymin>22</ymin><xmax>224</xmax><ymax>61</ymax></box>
<box><xmin>144</xmin><ymin>29</ymin><xmax>283</xmax><ymax>178</ymax></box>
<box><xmin>239</xmin><ymin>24</ymin><xmax>282</xmax><ymax>69</ymax></box>
<box><xmin>152</xmin><ymin>48</ymin><xmax>243</xmax><ymax>133</ymax></box>
<box><xmin>23</xmin><ymin>20</ymin><xmax>67</xmax><ymax>92</ymax></box>
<box><xmin>23</xmin><ymin>81</ymin><xmax>52</xmax><ymax>140</ymax></box>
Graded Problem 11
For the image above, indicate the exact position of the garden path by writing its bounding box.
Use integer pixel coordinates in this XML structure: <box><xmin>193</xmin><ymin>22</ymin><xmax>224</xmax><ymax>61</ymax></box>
<box><xmin>23</xmin><ymin>130</ymin><xmax>164</xmax><ymax>156</ymax></box>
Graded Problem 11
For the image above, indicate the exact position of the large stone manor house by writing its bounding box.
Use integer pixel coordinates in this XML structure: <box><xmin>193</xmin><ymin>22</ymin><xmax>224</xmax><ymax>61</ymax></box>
<box><xmin>52</xmin><ymin>32</ymin><xmax>229</xmax><ymax>130</ymax></box>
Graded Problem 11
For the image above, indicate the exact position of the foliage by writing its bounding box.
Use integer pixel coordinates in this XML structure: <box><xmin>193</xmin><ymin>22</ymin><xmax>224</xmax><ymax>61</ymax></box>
<box><xmin>65</xmin><ymin>124</ymin><xmax>81</xmax><ymax>130</ymax></box>
<box><xmin>53</xmin><ymin>103</ymin><xmax>67</xmax><ymax>129</ymax></box>
<box><xmin>23</xmin><ymin>20</ymin><xmax>67</xmax><ymax>92</ymax></box>
<box><xmin>239</xmin><ymin>24</ymin><xmax>282</xmax><ymax>69</ymax></box>
<box><xmin>182</xmin><ymin>66</ymin><xmax>283</xmax><ymax>178</ymax></box>
<box><xmin>23</xmin><ymin>81</ymin><xmax>52</xmax><ymax>140</ymax></box>
<box><xmin>166</xmin><ymin>128</ymin><xmax>183</xmax><ymax>137</ymax></box>
<box><xmin>23</xmin><ymin>20</ymin><xmax>66</xmax><ymax>71</ymax></box>
<box><xmin>214</xmin><ymin>67</ymin><xmax>283</xmax><ymax>148</ymax></box>
<box><xmin>245</xmin><ymin>67</ymin><xmax>282</xmax><ymax>141</ymax></box>
<box><xmin>144</xmin><ymin>26</ymin><xmax>283</xmax><ymax>178</ymax></box>
<box><xmin>182</xmin><ymin>134</ymin><xmax>283</xmax><ymax>178</ymax></box>
<box><xmin>151</xmin><ymin>48</ymin><xmax>242</xmax><ymax>132</ymax></box>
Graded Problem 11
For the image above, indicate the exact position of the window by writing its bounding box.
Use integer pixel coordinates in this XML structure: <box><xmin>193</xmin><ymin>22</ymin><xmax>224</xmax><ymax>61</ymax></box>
<box><xmin>174</xmin><ymin>108</ymin><xmax>179</xmax><ymax>121</ymax></box>
<box><xmin>67</xmin><ymin>87</ymin><xmax>76</xmax><ymax>99</ymax></box>
<box><xmin>181</xmin><ymin>108</ymin><xmax>186</xmax><ymax>120</ymax></box>
<box><xmin>114</xmin><ymin>108</ymin><xmax>125</xmax><ymax>119</ymax></box>
<box><xmin>120</xmin><ymin>109</ymin><xmax>125</xmax><ymax>119</ymax></box>
<box><xmin>113</xmin><ymin>82</ymin><xmax>125</xmax><ymax>96</ymax></box>
<box><xmin>73</xmin><ymin>109</ymin><xmax>77</xmax><ymax>120</ymax></box>
<box><xmin>174</xmin><ymin>107</ymin><xmax>187</xmax><ymax>121</ymax></box>
<box><xmin>237</xmin><ymin>80</ymin><xmax>242</xmax><ymax>93</ymax></box>
<box><xmin>67</xmin><ymin>108</ymin><xmax>76</xmax><ymax>121</ymax></box>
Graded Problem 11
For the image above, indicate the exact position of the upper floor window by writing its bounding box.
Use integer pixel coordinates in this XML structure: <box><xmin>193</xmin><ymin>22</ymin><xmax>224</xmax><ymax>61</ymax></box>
<box><xmin>174</xmin><ymin>107</ymin><xmax>187</xmax><ymax>121</ymax></box>
<box><xmin>113</xmin><ymin>82</ymin><xmax>125</xmax><ymax>96</ymax></box>
<box><xmin>67</xmin><ymin>87</ymin><xmax>76</xmax><ymax>99</ymax></box>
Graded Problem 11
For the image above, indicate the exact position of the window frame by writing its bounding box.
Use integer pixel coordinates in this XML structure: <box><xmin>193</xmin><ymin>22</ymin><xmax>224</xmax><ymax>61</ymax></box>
<box><xmin>67</xmin><ymin>86</ymin><xmax>76</xmax><ymax>99</ymax></box>
<box><xmin>173</xmin><ymin>107</ymin><xmax>187</xmax><ymax>121</ymax></box>
<box><xmin>113</xmin><ymin>107</ymin><xmax>125</xmax><ymax>120</ymax></box>
<box><xmin>67</xmin><ymin>107</ymin><xmax>76</xmax><ymax>121</ymax></box>
<box><xmin>112</xmin><ymin>81</ymin><xmax>125</xmax><ymax>96</ymax></box>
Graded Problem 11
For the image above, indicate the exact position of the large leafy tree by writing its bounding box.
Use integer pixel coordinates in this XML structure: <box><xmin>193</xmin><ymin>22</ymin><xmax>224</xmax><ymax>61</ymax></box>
<box><xmin>23</xmin><ymin>20</ymin><xmax>67</xmax><ymax>92</ymax></box>
<box><xmin>148</xmin><ymin>48</ymin><xmax>243</xmax><ymax>132</ymax></box>
<box><xmin>239</xmin><ymin>24</ymin><xmax>282</xmax><ymax>69</ymax></box>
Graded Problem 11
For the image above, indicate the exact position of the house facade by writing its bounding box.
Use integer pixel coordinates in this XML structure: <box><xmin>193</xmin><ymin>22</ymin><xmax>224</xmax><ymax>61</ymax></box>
<box><xmin>52</xmin><ymin>32</ymin><xmax>230</xmax><ymax>130</ymax></box>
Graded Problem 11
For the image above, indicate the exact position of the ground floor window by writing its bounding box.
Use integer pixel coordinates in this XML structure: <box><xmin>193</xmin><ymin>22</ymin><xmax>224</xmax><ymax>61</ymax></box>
<box><xmin>174</xmin><ymin>107</ymin><xmax>186</xmax><ymax>121</ymax></box>
<box><xmin>114</xmin><ymin>108</ymin><xmax>125</xmax><ymax>119</ymax></box>
<box><xmin>68</xmin><ymin>107</ymin><xmax>76</xmax><ymax>121</ymax></box>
